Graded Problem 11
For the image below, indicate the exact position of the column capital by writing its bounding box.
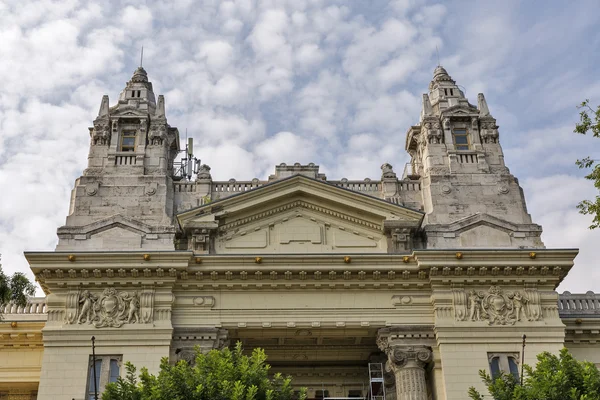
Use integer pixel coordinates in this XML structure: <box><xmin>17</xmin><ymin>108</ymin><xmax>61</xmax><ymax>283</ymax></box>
<box><xmin>387</xmin><ymin>345</ymin><xmax>433</xmax><ymax>369</ymax></box>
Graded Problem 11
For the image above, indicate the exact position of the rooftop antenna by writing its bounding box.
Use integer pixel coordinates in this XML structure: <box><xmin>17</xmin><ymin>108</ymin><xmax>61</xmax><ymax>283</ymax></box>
<box><xmin>435</xmin><ymin>45</ymin><xmax>440</xmax><ymax>66</ymax></box>
<box><xmin>140</xmin><ymin>46</ymin><xmax>144</xmax><ymax>68</ymax></box>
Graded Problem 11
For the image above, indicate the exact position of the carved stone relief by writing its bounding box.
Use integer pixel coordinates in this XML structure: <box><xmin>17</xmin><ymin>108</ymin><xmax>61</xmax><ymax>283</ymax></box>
<box><xmin>480</xmin><ymin>120</ymin><xmax>499</xmax><ymax>144</ymax></box>
<box><xmin>422</xmin><ymin>120</ymin><xmax>443</xmax><ymax>144</ymax></box>
<box><xmin>92</xmin><ymin>121</ymin><xmax>111</xmax><ymax>145</ymax></box>
<box><xmin>149</xmin><ymin>123</ymin><xmax>167</xmax><ymax>146</ymax></box>
<box><xmin>67</xmin><ymin>288</ymin><xmax>152</xmax><ymax>328</ymax></box>
<box><xmin>453</xmin><ymin>286</ymin><xmax>543</xmax><ymax>325</ymax></box>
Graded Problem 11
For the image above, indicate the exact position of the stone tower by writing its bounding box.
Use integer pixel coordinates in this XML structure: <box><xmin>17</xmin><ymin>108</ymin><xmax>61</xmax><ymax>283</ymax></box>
<box><xmin>56</xmin><ymin>67</ymin><xmax>180</xmax><ymax>251</ymax></box>
<box><xmin>406</xmin><ymin>66</ymin><xmax>543</xmax><ymax>248</ymax></box>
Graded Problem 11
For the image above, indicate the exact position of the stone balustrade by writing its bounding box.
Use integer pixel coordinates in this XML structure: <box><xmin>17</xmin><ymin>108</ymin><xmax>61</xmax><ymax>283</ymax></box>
<box><xmin>2</xmin><ymin>297</ymin><xmax>47</xmax><ymax>321</ymax></box>
<box><xmin>174</xmin><ymin>181</ymin><xmax>198</xmax><ymax>192</ymax></box>
<box><xmin>558</xmin><ymin>291</ymin><xmax>600</xmax><ymax>317</ymax></box>
<box><xmin>330</xmin><ymin>180</ymin><xmax>382</xmax><ymax>193</ymax></box>
<box><xmin>212</xmin><ymin>180</ymin><xmax>263</xmax><ymax>194</ymax></box>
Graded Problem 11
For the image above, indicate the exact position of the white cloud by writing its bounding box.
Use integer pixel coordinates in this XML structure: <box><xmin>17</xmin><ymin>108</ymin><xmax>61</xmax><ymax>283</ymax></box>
<box><xmin>121</xmin><ymin>6</ymin><xmax>153</xmax><ymax>37</ymax></box>
<box><xmin>0</xmin><ymin>0</ymin><xmax>599</xmax><ymax>298</ymax></box>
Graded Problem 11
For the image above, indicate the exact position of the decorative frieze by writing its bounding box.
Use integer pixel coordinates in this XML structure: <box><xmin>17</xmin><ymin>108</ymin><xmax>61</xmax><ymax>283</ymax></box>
<box><xmin>66</xmin><ymin>288</ymin><xmax>153</xmax><ymax>328</ymax></box>
<box><xmin>452</xmin><ymin>286</ymin><xmax>543</xmax><ymax>325</ymax></box>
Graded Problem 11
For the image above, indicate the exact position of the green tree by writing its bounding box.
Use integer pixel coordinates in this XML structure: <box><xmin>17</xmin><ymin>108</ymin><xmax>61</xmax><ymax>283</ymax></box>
<box><xmin>102</xmin><ymin>342</ymin><xmax>307</xmax><ymax>400</ymax></box>
<box><xmin>574</xmin><ymin>100</ymin><xmax>600</xmax><ymax>229</ymax></box>
<box><xmin>0</xmin><ymin>255</ymin><xmax>37</xmax><ymax>320</ymax></box>
<box><xmin>468</xmin><ymin>348</ymin><xmax>600</xmax><ymax>400</ymax></box>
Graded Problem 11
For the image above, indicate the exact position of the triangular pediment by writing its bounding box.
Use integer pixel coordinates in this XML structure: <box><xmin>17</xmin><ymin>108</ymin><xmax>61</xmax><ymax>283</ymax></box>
<box><xmin>441</xmin><ymin>105</ymin><xmax>478</xmax><ymax>116</ymax></box>
<box><xmin>177</xmin><ymin>175</ymin><xmax>423</xmax><ymax>254</ymax></box>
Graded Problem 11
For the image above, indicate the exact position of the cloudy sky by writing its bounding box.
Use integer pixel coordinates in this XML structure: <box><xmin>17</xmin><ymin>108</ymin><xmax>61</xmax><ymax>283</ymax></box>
<box><xmin>1</xmin><ymin>0</ymin><xmax>599</xmax><ymax>293</ymax></box>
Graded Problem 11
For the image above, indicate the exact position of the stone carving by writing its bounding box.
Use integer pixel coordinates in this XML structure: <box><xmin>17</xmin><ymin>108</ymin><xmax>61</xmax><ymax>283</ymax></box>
<box><xmin>388</xmin><ymin>346</ymin><xmax>433</xmax><ymax>368</ymax></box>
<box><xmin>176</xmin><ymin>349</ymin><xmax>197</xmax><ymax>364</ymax></box>
<box><xmin>381</xmin><ymin>163</ymin><xmax>397</xmax><ymax>179</ymax></box>
<box><xmin>384</xmin><ymin>345</ymin><xmax>432</xmax><ymax>400</ymax></box>
<box><xmin>72</xmin><ymin>288</ymin><xmax>146</xmax><ymax>328</ymax></box>
<box><xmin>480</xmin><ymin>120</ymin><xmax>499</xmax><ymax>144</ymax></box>
<box><xmin>462</xmin><ymin>286</ymin><xmax>542</xmax><ymax>325</ymax></box>
<box><xmin>149</xmin><ymin>123</ymin><xmax>167</xmax><ymax>145</ymax></box>
<box><xmin>425</xmin><ymin>166</ymin><xmax>450</xmax><ymax>176</ymax></box>
<box><xmin>443</xmin><ymin>117</ymin><xmax>450</xmax><ymax>130</ymax></box>
<box><xmin>423</xmin><ymin>120</ymin><xmax>443</xmax><ymax>144</ymax></box>
<box><xmin>196</xmin><ymin>164</ymin><xmax>212</xmax><ymax>180</ymax></box>
<box><xmin>193</xmin><ymin>296</ymin><xmax>216</xmax><ymax>308</ymax></box>
<box><xmin>497</xmin><ymin>184</ymin><xmax>510</xmax><ymax>194</ymax></box>
<box><xmin>92</xmin><ymin>122</ymin><xmax>111</xmax><ymax>145</ymax></box>
<box><xmin>452</xmin><ymin>289</ymin><xmax>468</xmax><ymax>321</ymax></box>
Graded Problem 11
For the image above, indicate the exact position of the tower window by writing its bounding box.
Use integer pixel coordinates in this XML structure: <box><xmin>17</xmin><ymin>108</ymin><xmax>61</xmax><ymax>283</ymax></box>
<box><xmin>86</xmin><ymin>355</ymin><xmax>121</xmax><ymax>400</ymax></box>
<box><xmin>488</xmin><ymin>353</ymin><xmax>520</xmax><ymax>380</ymax></box>
<box><xmin>450</xmin><ymin>88</ymin><xmax>454</xmax><ymax>96</ymax></box>
<box><xmin>120</xmin><ymin>131</ymin><xmax>136</xmax><ymax>152</ymax></box>
<box><xmin>444</xmin><ymin>88</ymin><xmax>448</xmax><ymax>96</ymax></box>
<box><xmin>452</xmin><ymin>128</ymin><xmax>469</xmax><ymax>150</ymax></box>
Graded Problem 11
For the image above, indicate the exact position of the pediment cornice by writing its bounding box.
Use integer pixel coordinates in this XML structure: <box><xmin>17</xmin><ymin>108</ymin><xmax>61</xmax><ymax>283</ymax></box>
<box><xmin>177</xmin><ymin>175</ymin><xmax>424</xmax><ymax>232</ymax></box>
<box><xmin>57</xmin><ymin>214</ymin><xmax>175</xmax><ymax>237</ymax></box>
<box><xmin>424</xmin><ymin>213</ymin><xmax>542</xmax><ymax>234</ymax></box>
<box><xmin>441</xmin><ymin>104</ymin><xmax>478</xmax><ymax>117</ymax></box>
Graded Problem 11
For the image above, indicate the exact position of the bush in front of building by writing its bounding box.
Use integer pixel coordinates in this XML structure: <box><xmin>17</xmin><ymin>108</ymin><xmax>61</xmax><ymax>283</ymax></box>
<box><xmin>468</xmin><ymin>348</ymin><xmax>600</xmax><ymax>400</ymax></box>
<box><xmin>102</xmin><ymin>342</ymin><xmax>306</xmax><ymax>400</ymax></box>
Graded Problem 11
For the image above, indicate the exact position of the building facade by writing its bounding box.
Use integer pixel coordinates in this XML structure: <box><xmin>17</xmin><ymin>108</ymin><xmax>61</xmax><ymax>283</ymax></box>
<box><xmin>1</xmin><ymin>66</ymin><xmax>599</xmax><ymax>400</ymax></box>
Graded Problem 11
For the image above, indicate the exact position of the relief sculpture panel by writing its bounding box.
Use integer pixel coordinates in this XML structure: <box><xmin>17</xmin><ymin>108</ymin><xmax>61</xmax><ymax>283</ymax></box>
<box><xmin>453</xmin><ymin>286</ymin><xmax>542</xmax><ymax>325</ymax></box>
<box><xmin>66</xmin><ymin>288</ymin><xmax>153</xmax><ymax>328</ymax></box>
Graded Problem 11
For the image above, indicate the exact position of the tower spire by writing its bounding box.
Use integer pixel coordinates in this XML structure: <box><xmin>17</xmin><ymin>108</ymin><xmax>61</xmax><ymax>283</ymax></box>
<box><xmin>140</xmin><ymin>46</ymin><xmax>144</xmax><ymax>68</ymax></box>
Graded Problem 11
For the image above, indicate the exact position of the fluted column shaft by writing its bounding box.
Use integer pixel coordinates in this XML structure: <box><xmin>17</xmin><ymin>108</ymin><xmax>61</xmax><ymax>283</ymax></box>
<box><xmin>386</xmin><ymin>346</ymin><xmax>432</xmax><ymax>400</ymax></box>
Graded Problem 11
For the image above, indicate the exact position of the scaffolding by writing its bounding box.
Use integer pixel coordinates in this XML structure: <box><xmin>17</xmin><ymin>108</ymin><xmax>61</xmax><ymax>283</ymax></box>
<box><xmin>367</xmin><ymin>363</ymin><xmax>386</xmax><ymax>400</ymax></box>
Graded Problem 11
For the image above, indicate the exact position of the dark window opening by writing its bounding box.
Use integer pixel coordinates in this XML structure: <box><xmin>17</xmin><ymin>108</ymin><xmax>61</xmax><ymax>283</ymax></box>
<box><xmin>453</xmin><ymin>128</ymin><xmax>469</xmax><ymax>150</ymax></box>
<box><xmin>120</xmin><ymin>131</ymin><xmax>136</xmax><ymax>152</ymax></box>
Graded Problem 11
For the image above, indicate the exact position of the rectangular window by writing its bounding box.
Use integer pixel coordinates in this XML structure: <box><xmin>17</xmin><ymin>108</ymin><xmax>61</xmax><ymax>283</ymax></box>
<box><xmin>120</xmin><ymin>131</ymin><xmax>136</xmax><ymax>152</ymax></box>
<box><xmin>488</xmin><ymin>353</ymin><xmax>520</xmax><ymax>380</ymax></box>
<box><xmin>453</xmin><ymin>128</ymin><xmax>469</xmax><ymax>150</ymax></box>
<box><xmin>315</xmin><ymin>389</ymin><xmax>330</xmax><ymax>399</ymax></box>
<box><xmin>86</xmin><ymin>355</ymin><xmax>122</xmax><ymax>400</ymax></box>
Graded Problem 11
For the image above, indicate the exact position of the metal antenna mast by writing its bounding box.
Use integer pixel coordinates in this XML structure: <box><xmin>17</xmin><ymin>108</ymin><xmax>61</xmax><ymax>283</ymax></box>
<box><xmin>140</xmin><ymin>46</ymin><xmax>144</xmax><ymax>67</ymax></box>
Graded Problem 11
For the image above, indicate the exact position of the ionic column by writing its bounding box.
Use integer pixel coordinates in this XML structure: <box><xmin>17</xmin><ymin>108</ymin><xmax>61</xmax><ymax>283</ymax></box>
<box><xmin>386</xmin><ymin>346</ymin><xmax>432</xmax><ymax>400</ymax></box>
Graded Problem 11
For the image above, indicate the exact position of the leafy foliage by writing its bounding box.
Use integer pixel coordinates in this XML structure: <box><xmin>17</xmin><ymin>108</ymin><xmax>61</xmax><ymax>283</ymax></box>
<box><xmin>0</xmin><ymin>256</ymin><xmax>37</xmax><ymax>320</ymax></box>
<box><xmin>574</xmin><ymin>100</ymin><xmax>600</xmax><ymax>229</ymax></box>
<box><xmin>103</xmin><ymin>342</ymin><xmax>307</xmax><ymax>400</ymax></box>
<box><xmin>468</xmin><ymin>348</ymin><xmax>600</xmax><ymax>400</ymax></box>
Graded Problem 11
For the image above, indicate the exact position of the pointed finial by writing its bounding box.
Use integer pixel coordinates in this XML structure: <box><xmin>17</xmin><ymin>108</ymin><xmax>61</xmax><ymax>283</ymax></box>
<box><xmin>422</xmin><ymin>94</ymin><xmax>433</xmax><ymax>116</ymax></box>
<box><xmin>156</xmin><ymin>95</ymin><xmax>165</xmax><ymax>117</ymax></box>
<box><xmin>98</xmin><ymin>95</ymin><xmax>109</xmax><ymax>117</ymax></box>
<box><xmin>478</xmin><ymin>93</ymin><xmax>491</xmax><ymax>116</ymax></box>
<box><xmin>140</xmin><ymin>46</ymin><xmax>144</xmax><ymax>68</ymax></box>
<box><xmin>436</xmin><ymin>45</ymin><xmax>440</xmax><ymax>66</ymax></box>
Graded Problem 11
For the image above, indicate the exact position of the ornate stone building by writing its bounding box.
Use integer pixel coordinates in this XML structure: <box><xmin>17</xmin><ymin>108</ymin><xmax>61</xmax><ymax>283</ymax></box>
<box><xmin>1</xmin><ymin>66</ymin><xmax>599</xmax><ymax>400</ymax></box>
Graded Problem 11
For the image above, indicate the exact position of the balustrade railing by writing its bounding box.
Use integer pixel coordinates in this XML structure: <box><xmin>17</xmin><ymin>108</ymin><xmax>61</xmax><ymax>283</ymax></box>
<box><xmin>212</xmin><ymin>181</ymin><xmax>263</xmax><ymax>193</ymax></box>
<box><xmin>558</xmin><ymin>292</ymin><xmax>600</xmax><ymax>316</ymax></box>
<box><xmin>2</xmin><ymin>297</ymin><xmax>47</xmax><ymax>316</ymax></box>
<box><xmin>114</xmin><ymin>155</ymin><xmax>137</xmax><ymax>165</ymax></box>
<box><xmin>456</xmin><ymin>152</ymin><xmax>478</xmax><ymax>164</ymax></box>
<box><xmin>174</xmin><ymin>182</ymin><xmax>197</xmax><ymax>192</ymax></box>
<box><xmin>331</xmin><ymin>181</ymin><xmax>382</xmax><ymax>193</ymax></box>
